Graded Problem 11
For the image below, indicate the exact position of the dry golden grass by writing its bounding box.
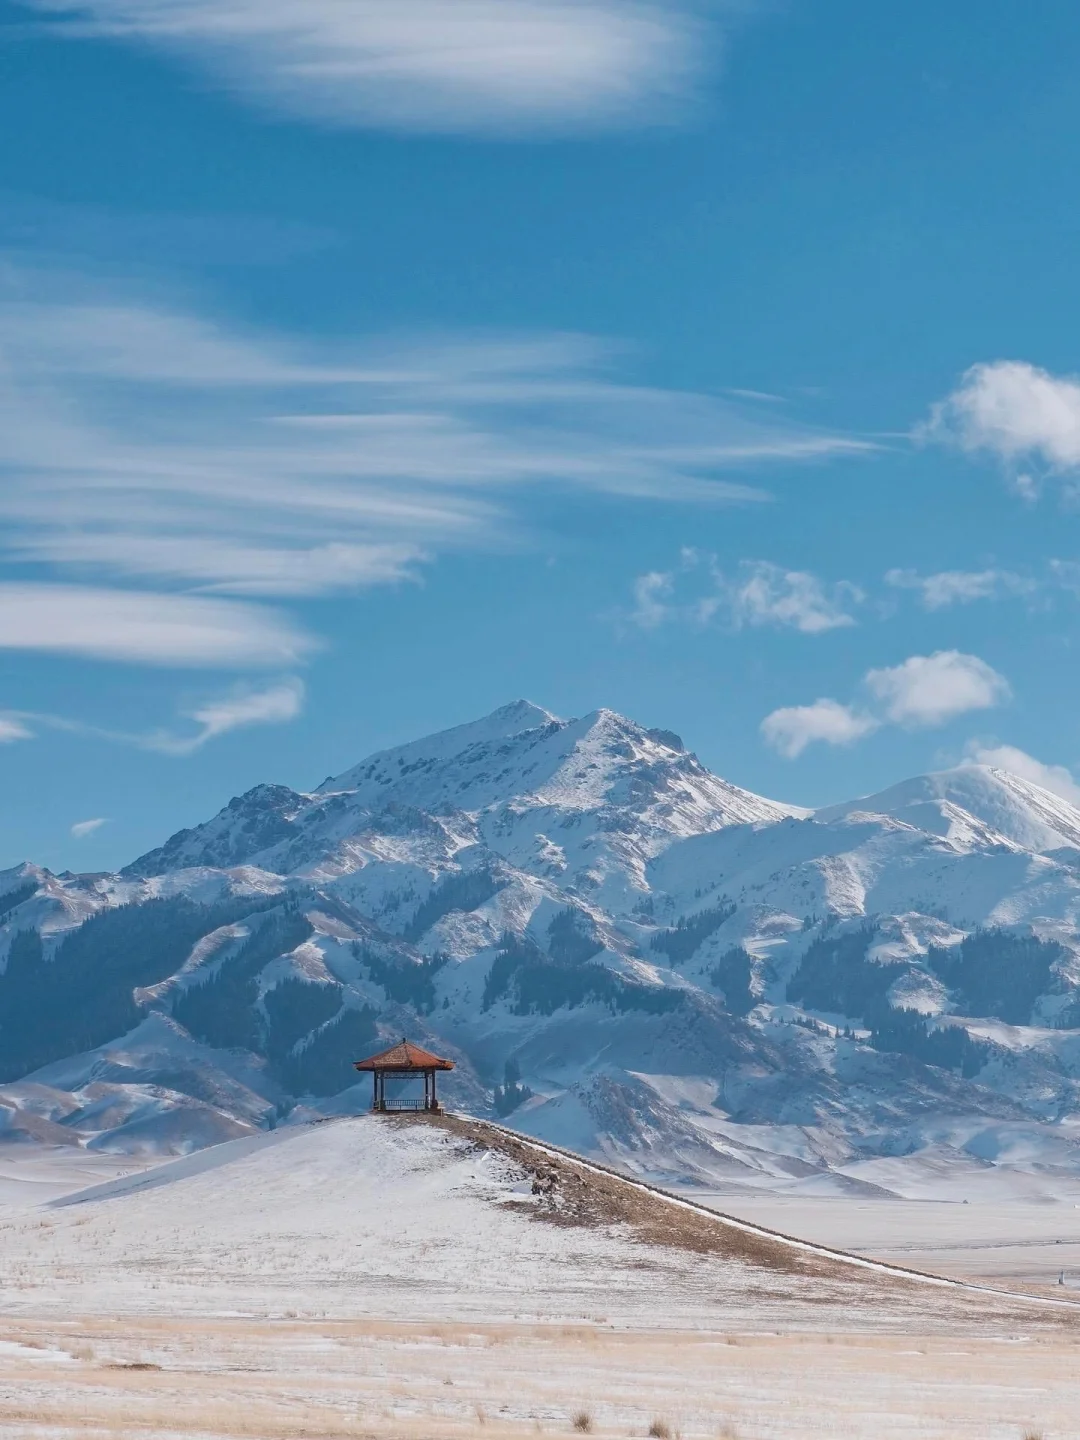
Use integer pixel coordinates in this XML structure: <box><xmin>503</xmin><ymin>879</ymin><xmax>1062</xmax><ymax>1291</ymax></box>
<box><xmin>0</xmin><ymin>1315</ymin><xmax>1072</xmax><ymax>1440</ymax></box>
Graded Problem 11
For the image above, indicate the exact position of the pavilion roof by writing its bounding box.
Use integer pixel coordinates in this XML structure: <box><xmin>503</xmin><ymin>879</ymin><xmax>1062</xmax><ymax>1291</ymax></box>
<box><xmin>353</xmin><ymin>1038</ymin><xmax>455</xmax><ymax>1072</ymax></box>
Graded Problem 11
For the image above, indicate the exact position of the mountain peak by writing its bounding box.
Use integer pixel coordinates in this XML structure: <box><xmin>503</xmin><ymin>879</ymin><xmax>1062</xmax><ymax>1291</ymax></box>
<box><xmin>487</xmin><ymin>698</ymin><xmax>560</xmax><ymax>730</ymax></box>
<box><xmin>818</xmin><ymin>762</ymin><xmax>1080</xmax><ymax>854</ymax></box>
<box><xmin>319</xmin><ymin>699</ymin><xmax>561</xmax><ymax>795</ymax></box>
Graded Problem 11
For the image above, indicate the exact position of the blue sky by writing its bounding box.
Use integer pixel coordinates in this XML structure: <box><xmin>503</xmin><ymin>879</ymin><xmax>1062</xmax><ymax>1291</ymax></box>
<box><xmin>5</xmin><ymin>0</ymin><xmax>1080</xmax><ymax>871</ymax></box>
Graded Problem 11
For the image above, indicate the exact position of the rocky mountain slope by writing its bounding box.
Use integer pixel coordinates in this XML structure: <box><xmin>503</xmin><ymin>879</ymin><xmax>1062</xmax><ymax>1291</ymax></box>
<box><xmin>4</xmin><ymin>700</ymin><xmax>1080</xmax><ymax>1193</ymax></box>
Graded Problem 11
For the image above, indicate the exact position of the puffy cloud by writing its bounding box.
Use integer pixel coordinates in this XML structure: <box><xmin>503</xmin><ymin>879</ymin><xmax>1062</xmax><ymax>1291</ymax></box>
<box><xmin>28</xmin><ymin>0</ymin><xmax>719</xmax><ymax>135</ymax></box>
<box><xmin>924</xmin><ymin>360</ymin><xmax>1080</xmax><ymax>478</ymax></box>
<box><xmin>865</xmin><ymin>650</ymin><xmax>1010</xmax><ymax>728</ymax></box>
<box><xmin>0</xmin><ymin>585</ymin><xmax>315</xmax><ymax>668</ymax></box>
<box><xmin>885</xmin><ymin>567</ymin><xmax>1031</xmax><ymax>609</ymax></box>
<box><xmin>763</xmin><ymin>651</ymin><xmax>1010</xmax><ymax>758</ymax></box>
<box><xmin>731</xmin><ymin>561</ymin><xmax>860</xmax><ymax>633</ymax></box>
<box><xmin>70</xmin><ymin>817</ymin><xmax>108</xmax><ymax>838</ymax></box>
<box><xmin>963</xmin><ymin>742</ymin><xmax>1080</xmax><ymax>806</ymax></box>
<box><xmin>760</xmin><ymin>699</ymin><xmax>878</xmax><ymax>759</ymax></box>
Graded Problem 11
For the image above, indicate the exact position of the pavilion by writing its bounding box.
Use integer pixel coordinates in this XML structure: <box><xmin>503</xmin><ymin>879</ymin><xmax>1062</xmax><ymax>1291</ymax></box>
<box><xmin>353</xmin><ymin>1038</ymin><xmax>454</xmax><ymax>1113</ymax></box>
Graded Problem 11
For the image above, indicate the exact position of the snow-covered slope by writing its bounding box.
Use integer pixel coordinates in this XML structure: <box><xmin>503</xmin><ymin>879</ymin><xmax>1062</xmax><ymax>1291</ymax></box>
<box><xmin>2</xmin><ymin>1113</ymin><xmax>1051</xmax><ymax>1334</ymax></box>
<box><xmin>817</xmin><ymin>764</ymin><xmax>1080</xmax><ymax>855</ymax></box>
<box><xmin>125</xmin><ymin>701</ymin><xmax>801</xmax><ymax>906</ymax></box>
<box><xmin>5</xmin><ymin>702</ymin><xmax>1080</xmax><ymax>1194</ymax></box>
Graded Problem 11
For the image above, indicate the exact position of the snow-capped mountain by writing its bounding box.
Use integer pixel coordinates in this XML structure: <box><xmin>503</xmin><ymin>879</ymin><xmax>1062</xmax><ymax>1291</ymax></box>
<box><xmin>126</xmin><ymin>701</ymin><xmax>801</xmax><ymax>905</ymax></box>
<box><xmin>817</xmin><ymin>765</ymin><xmax>1080</xmax><ymax>856</ymax></box>
<box><xmin>5</xmin><ymin>700</ymin><xmax>1080</xmax><ymax>1197</ymax></box>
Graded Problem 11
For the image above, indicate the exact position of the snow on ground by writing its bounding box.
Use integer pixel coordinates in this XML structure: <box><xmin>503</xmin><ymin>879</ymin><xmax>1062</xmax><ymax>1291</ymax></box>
<box><xmin>0</xmin><ymin>1115</ymin><xmax>1078</xmax><ymax>1440</ymax></box>
<box><xmin>699</xmin><ymin>1189</ymin><xmax>1080</xmax><ymax>1289</ymax></box>
<box><xmin>0</xmin><ymin>1145</ymin><xmax>159</xmax><ymax>1209</ymax></box>
<box><xmin>0</xmin><ymin>1114</ymin><xmax>1065</xmax><ymax>1333</ymax></box>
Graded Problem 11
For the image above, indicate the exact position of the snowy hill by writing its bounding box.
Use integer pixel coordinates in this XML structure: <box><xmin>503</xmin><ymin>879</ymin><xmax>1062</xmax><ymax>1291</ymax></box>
<box><xmin>3</xmin><ymin>1112</ymin><xmax>1051</xmax><ymax>1335</ymax></box>
<box><xmin>4</xmin><ymin>702</ymin><xmax>1080</xmax><ymax>1193</ymax></box>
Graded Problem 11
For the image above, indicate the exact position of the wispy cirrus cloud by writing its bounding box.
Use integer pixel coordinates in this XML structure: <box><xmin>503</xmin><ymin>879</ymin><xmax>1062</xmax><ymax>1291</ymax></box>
<box><xmin>26</xmin><ymin>0</ymin><xmax>732</xmax><ymax>135</ymax></box>
<box><xmin>885</xmin><ymin>566</ymin><xmax>1033</xmax><ymax>610</ymax></box>
<box><xmin>151</xmin><ymin>678</ymin><xmax>306</xmax><ymax>755</ymax></box>
<box><xmin>0</xmin><ymin>584</ymin><xmax>314</xmax><ymax>667</ymax></box>
<box><xmin>0</xmin><ymin>265</ymin><xmax>869</xmax><ymax>637</ymax></box>
<box><xmin>762</xmin><ymin>650</ymin><xmax>1010</xmax><ymax>758</ymax></box>
<box><xmin>0</xmin><ymin>716</ymin><xmax>33</xmax><ymax>744</ymax></box>
<box><xmin>71</xmin><ymin>817</ymin><xmax>108</xmax><ymax>838</ymax></box>
<box><xmin>626</xmin><ymin>553</ymin><xmax>861</xmax><ymax>633</ymax></box>
<box><xmin>7</xmin><ymin>678</ymin><xmax>306</xmax><ymax>755</ymax></box>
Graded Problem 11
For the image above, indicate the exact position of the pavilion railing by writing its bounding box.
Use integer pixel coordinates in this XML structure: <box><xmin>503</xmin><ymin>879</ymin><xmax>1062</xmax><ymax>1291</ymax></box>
<box><xmin>375</xmin><ymin>1098</ymin><xmax>430</xmax><ymax>1112</ymax></box>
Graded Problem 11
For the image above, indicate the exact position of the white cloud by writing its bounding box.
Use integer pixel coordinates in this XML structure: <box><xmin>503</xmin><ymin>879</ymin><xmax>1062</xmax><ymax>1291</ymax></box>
<box><xmin>763</xmin><ymin>650</ymin><xmax>1010</xmax><ymax>759</ymax></box>
<box><xmin>924</xmin><ymin>360</ymin><xmax>1080</xmax><ymax>478</ymax></box>
<box><xmin>963</xmin><ymin>742</ymin><xmax>1080</xmax><ymax>806</ymax></box>
<box><xmin>0</xmin><ymin>585</ymin><xmax>315</xmax><ymax>667</ymax></box>
<box><xmin>628</xmin><ymin>570</ymin><xmax>674</xmax><ymax>630</ymax></box>
<box><xmin>0</xmin><ymin>716</ymin><xmax>33</xmax><ymax>743</ymax></box>
<box><xmin>885</xmin><ymin>567</ymin><xmax>1031</xmax><ymax>609</ymax></box>
<box><xmin>22</xmin><ymin>535</ymin><xmax>425</xmax><ymax>597</ymax></box>
<box><xmin>627</xmin><ymin>554</ymin><xmax>860</xmax><ymax>633</ymax></box>
<box><xmin>864</xmin><ymin>650</ymin><xmax>1010</xmax><ymax>728</ymax></box>
<box><xmin>151</xmin><ymin>678</ymin><xmax>306</xmax><ymax>755</ymax></box>
<box><xmin>28</xmin><ymin>0</ymin><xmax>721</xmax><ymax>137</ymax></box>
<box><xmin>731</xmin><ymin>561</ymin><xmax>859</xmax><ymax>633</ymax></box>
<box><xmin>71</xmin><ymin>817</ymin><xmax>107</xmax><ymax>838</ymax></box>
<box><xmin>760</xmin><ymin>699</ymin><xmax>878</xmax><ymax>759</ymax></box>
<box><xmin>4</xmin><ymin>679</ymin><xmax>305</xmax><ymax>757</ymax></box>
<box><xmin>0</xmin><ymin>267</ymin><xmax>869</xmax><ymax>672</ymax></box>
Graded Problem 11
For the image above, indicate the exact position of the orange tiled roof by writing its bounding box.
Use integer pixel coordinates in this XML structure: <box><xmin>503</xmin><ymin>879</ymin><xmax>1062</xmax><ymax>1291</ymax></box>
<box><xmin>353</xmin><ymin>1038</ymin><xmax>454</xmax><ymax>1072</ymax></box>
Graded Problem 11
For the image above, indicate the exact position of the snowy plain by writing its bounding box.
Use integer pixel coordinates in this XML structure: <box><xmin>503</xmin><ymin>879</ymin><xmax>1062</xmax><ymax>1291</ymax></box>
<box><xmin>0</xmin><ymin>1116</ymin><xmax>1077</xmax><ymax>1440</ymax></box>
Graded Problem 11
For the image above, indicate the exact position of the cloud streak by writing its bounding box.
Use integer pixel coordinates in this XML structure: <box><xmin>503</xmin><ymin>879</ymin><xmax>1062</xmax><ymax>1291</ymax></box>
<box><xmin>149</xmin><ymin>678</ymin><xmax>306</xmax><ymax>755</ymax></box>
<box><xmin>0</xmin><ymin>268</ymin><xmax>869</xmax><ymax>646</ymax></box>
<box><xmin>885</xmin><ymin>567</ymin><xmax>1033</xmax><ymax>610</ymax></box>
<box><xmin>8</xmin><ymin>678</ymin><xmax>306</xmax><ymax>755</ymax></box>
<box><xmin>70</xmin><ymin>817</ymin><xmax>107</xmax><ymax>838</ymax></box>
<box><xmin>0</xmin><ymin>716</ymin><xmax>33</xmax><ymax>744</ymax></box>
<box><xmin>0</xmin><ymin>585</ymin><xmax>315</xmax><ymax>667</ymax></box>
<box><xmin>28</xmin><ymin>0</ymin><xmax>722</xmax><ymax>135</ymax></box>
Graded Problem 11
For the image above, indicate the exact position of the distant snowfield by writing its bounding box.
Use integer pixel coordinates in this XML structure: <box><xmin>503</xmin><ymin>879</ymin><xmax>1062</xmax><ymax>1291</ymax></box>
<box><xmin>0</xmin><ymin>1146</ymin><xmax>158</xmax><ymax>1208</ymax></box>
<box><xmin>0</xmin><ymin>1116</ymin><xmax>1078</xmax><ymax>1440</ymax></box>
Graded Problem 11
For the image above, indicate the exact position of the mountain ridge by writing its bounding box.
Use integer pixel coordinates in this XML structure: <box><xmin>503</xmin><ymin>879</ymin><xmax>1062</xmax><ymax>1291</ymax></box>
<box><xmin>3</xmin><ymin>700</ymin><xmax>1080</xmax><ymax>1196</ymax></box>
